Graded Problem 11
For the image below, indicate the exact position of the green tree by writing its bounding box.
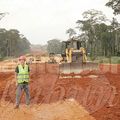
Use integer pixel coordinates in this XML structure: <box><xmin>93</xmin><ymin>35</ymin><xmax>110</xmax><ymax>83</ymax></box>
<box><xmin>0</xmin><ymin>28</ymin><xmax>31</xmax><ymax>58</ymax></box>
<box><xmin>106</xmin><ymin>0</ymin><xmax>120</xmax><ymax>15</ymax></box>
<box><xmin>0</xmin><ymin>12</ymin><xmax>8</xmax><ymax>21</ymax></box>
<box><xmin>0</xmin><ymin>29</ymin><xmax>7</xmax><ymax>57</ymax></box>
<box><xmin>76</xmin><ymin>9</ymin><xmax>107</xmax><ymax>58</ymax></box>
<box><xmin>47</xmin><ymin>39</ymin><xmax>62</xmax><ymax>54</ymax></box>
<box><xmin>66</xmin><ymin>28</ymin><xmax>76</xmax><ymax>39</ymax></box>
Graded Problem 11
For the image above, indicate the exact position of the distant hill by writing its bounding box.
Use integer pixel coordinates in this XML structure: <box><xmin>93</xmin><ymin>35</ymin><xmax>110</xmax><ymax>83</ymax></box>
<box><xmin>31</xmin><ymin>44</ymin><xmax>47</xmax><ymax>52</ymax></box>
<box><xmin>30</xmin><ymin>44</ymin><xmax>48</xmax><ymax>56</ymax></box>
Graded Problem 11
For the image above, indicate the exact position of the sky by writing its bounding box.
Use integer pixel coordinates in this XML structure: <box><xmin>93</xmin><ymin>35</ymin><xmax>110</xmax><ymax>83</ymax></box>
<box><xmin>0</xmin><ymin>0</ymin><xmax>119</xmax><ymax>45</ymax></box>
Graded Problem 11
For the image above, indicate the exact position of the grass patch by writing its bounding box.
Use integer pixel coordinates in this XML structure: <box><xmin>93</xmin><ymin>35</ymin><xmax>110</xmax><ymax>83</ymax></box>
<box><xmin>93</xmin><ymin>56</ymin><xmax>120</xmax><ymax>64</ymax></box>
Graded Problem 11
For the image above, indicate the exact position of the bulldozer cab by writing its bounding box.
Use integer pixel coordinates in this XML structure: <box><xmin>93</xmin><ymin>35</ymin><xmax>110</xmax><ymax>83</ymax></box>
<box><xmin>61</xmin><ymin>39</ymin><xmax>81</xmax><ymax>56</ymax></box>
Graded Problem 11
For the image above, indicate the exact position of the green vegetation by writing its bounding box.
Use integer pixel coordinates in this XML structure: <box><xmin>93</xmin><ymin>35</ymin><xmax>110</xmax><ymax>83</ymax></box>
<box><xmin>93</xmin><ymin>56</ymin><xmax>120</xmax><ymax>64</ymax></box>
<box><xmin>0</xmin><ymin>28</ymin><xmax>30</xmax><ymax>59</ymax></box>
<box><xmin>0</xmin><ymin>13</ymin><xmax>30</xmax><ymax>60</ymax></box>
<box><xmin>106</xmin><ymin>0</ymin><xmax>120</xmax><ymax>15</ymax></box>
<box><xmin>47</xmin><ymin>39</ymin><xmax>62</xmax><ymax>54</ymax></box>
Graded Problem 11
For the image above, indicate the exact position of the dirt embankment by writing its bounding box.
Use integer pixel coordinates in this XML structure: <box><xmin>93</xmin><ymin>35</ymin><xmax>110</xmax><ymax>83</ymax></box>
<box><xmin>0</xmin><ymin>63</ymin><xmax>120</xmax><ymax>120</ymax></box>
<box><xmin>0</xmin><ymin>72</ymin><xmax>14</xmax><ymax>100</ymax></box>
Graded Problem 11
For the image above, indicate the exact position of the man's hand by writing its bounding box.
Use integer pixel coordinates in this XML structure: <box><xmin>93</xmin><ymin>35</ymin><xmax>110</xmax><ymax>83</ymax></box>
<box><xmin>15</xmin><ymin>73</ymin><xmax>18</xmax><ymax>86</ymax></box>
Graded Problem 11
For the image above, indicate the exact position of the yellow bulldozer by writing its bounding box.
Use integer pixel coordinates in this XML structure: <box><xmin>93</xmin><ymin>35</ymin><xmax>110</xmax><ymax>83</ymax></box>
<box><xmin>60</xmin><ymin>38</ymin><xmax>98</xmax><ymax>75</ymax></box>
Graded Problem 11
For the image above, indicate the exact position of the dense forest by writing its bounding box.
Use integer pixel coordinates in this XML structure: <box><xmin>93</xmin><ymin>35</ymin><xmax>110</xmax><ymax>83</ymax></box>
<box><xmin>67</xmin><ymin>9</ymin><xmax>120</xmax><ymax>57</ymax></box>
<box><xmin>0</xmin><ymin>13</ymin><xmax>30</xmax><ymax>59</ymax></box>
<box><xmin>0</xmin><ymin>28</ymin><xmax>30</xmax><ymax>58</ymax></box>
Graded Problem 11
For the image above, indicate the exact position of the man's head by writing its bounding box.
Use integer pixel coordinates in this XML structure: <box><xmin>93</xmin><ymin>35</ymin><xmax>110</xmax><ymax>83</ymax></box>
<box><xmin>19</xmin><ymin>56</ymin><xmax>26</xmax><ymax>65</ymax></box>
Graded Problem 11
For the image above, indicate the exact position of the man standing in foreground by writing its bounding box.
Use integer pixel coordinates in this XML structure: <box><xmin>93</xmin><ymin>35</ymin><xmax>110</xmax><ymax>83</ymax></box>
<box><xmin>14</xmin><ymin>56</ymin><xmax>30</xmax><ymax>109</ymax></box>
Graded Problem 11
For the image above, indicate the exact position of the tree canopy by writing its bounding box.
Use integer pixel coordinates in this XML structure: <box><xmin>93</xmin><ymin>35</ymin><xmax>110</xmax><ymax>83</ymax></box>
<box><xmin>106</xmin><ymin>0</ymin><xmax>120</xmax><ymax>15</ymax></box>
<box><xmin>0</xmin><ymin>28</ymin><xmax>31</xmax><ymax>58</ymax></box>
<box><xmin>47</xmin><ymin>39</ymin><xmax>62</xmax><ymax>54</ymax></box>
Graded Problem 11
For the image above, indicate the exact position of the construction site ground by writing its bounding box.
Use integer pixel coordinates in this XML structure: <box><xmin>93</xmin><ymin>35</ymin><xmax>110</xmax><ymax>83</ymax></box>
<box><xmin>0</xmin><ymin>62</ymin><xmax>120</xmax><ymax>120</ymax></box>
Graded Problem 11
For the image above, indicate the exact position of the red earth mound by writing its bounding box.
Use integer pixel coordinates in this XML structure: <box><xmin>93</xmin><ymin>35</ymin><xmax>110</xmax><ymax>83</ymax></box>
<box><xmin>0</xmin><ymin>63</ymin><xmax>120</xmax><ymax>120</ymax></box>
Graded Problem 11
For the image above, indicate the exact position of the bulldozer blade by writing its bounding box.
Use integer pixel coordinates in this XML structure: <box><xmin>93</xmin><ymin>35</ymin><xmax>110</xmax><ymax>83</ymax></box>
<box><xmin>59</xmin><ymin>62</ymin><xmax>98</xmax><ymax>78</ymax></box>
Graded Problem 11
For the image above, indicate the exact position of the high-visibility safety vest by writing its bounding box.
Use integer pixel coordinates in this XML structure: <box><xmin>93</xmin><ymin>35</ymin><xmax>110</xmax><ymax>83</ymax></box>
<box><xmin>17</xmin><ymin>64</ymin><xmax>29</xmax><ymax>84</ymax></box>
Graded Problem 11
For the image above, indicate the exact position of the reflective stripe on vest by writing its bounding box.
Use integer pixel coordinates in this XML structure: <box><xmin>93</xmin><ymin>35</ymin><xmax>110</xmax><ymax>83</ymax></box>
<box><xmin>17</xmin><ymin>64</ymin><xmax>29</xmax><ymax>83</ymax></box>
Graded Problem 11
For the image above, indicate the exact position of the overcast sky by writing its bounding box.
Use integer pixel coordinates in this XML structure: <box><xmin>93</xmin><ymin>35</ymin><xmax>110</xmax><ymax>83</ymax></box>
<box><xmin>0</xmin><ymin>0</ymin><xmax>119</xmax><ymax>45</ymax></box>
